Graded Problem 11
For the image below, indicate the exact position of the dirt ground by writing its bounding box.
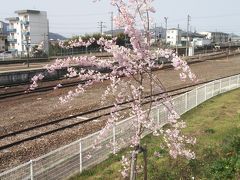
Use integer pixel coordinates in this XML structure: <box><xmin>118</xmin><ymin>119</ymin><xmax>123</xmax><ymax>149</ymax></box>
<box><xmin>0</xmin><ymin>55</ymin><xmax>239</xmax><ymax>172</ymax></box>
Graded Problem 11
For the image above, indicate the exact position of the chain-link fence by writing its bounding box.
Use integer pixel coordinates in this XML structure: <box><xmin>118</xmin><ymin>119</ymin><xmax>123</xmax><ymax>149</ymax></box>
<box><xmin>0</xmin><ymin>74</ymin><xmax>239</xmax><ymax>180</ymax></box>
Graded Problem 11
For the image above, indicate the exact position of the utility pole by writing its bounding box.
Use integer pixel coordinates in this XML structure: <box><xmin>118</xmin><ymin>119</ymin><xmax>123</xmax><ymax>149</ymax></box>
<box><xmin>43</xmin><ymin>32</ymin><xmax>49</xmax><ymax>59</ymax></box>
<box><xmin>98</xmin><ymin>21</ymin><xmax>106</xmax><ymax>53</ymax></box>
<box><xmin>164</xmin><ymin>17</ymin><xmax>168</xmax><ymax>45</ymax></box>
<box><xmin>98</xmin><ymin>21</ymin><xmax>106</xmax><ymax>35</ymax></box>
<box><xmin>186</xmin><ymin>14</ymin><xmax>191</xmax><ymax>56</ymax></box>
<box><xmin>110</xmin><ymin>12</ymin><xmax>114</xmax><ymax>38</ymax></box>
<box><xmin>44</xmin><ymin>33</ymin><xmax>46</xmax><ymax>56</ymax></box>
<box><xmin>26</xmin><ymin>36</ymin><xmax>30</xmax><ymax>68</ymax></box>
<box><xmin>176</xmin><ymin>24</ymin><xmax>179</xmax><ymax>54</ymax></box>
<box><xmin>154</xmin><ymin>23</ymin><xmax>157</xmax><ymax>45</ymax></box>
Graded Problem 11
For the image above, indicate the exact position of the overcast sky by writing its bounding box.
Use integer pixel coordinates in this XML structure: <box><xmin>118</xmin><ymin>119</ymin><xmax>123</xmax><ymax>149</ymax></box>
<box><xmin>0</xmin><ymin>0</ymin><xmax>239</xmax><ymax>37</ymax></box>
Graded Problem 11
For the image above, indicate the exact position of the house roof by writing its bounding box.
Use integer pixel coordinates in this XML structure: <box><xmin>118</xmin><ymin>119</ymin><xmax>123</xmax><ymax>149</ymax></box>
<box><xmin>168</xmin><ymin>28</ymin><xmax>181</xmax><ymax>31</ymax></box>
<box><xmin>181</xmin><ymin>32</ymin><xmax>205</xmax><ymax>38</ymax></box>
<box><xmin>211</xmin><ymin>32</ymin><xmax>229</xmax><ymax>35</ymax></box>
<box><xmin>5</xmin><ymin>17</ymin><xmax>19</xmax><ymax>21</ymax></box>
<box><xmin>200</xmin><ymin>31</ymin><xmax>229</xmax><ymax>35</ymax></box>
<box><xmin>15</xmin><ymin>10</ymin><xmax>40</xmax><ymax>14</ymax></box>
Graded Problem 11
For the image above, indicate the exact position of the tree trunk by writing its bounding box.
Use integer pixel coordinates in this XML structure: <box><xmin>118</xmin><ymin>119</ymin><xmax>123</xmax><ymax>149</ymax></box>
<box><xmin>143</xmin><ymin>146</ymin><xmax>147</xmax><ymax>180</ymax></box>
<box><xmin>130</xmin><ymin>145</ymin><xmax>148</xmax><ymax>180</ymax></box>
<box><xmin>130</xmin><ymin>150</ymin><xmax>138</xmax><ymax>180</ymax></box>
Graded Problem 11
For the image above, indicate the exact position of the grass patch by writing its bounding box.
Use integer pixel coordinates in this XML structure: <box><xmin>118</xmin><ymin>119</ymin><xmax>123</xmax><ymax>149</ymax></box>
<box><xmin>71</xmin><ymin>89</ymin><xmax>240</xmax><ymax>179</ymax></box>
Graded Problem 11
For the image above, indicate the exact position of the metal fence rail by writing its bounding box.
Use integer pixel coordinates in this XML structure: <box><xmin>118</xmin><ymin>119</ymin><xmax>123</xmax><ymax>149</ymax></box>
<box><xmin>0</xmin><ymin>74</ymin><xmax>239</xmax><ymax>180</ymax></box>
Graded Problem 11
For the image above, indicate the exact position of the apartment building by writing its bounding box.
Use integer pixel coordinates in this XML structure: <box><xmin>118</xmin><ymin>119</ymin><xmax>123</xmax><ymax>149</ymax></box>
<box><xmin>0</xmin><ymin>21</ymin><xmax>8</xmax><ymax>52</ymax></box>
<box><xmin>166</xmin><ymin>28</ymin><xmax>182</xmax><ymax>46</ymax></box>
<box><xmin>199</xmin><ymin>31</ymin><xmax>229</xmax><ymax>44</ymax></box>
<box><xmin>6</xmin><ymin>10</ymin><xmax>49</xmax><ymax>57</ymax></box>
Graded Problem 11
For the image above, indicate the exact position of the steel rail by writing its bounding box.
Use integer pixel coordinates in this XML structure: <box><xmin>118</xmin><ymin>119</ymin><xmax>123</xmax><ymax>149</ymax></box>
<box><xmin>0</xmin><ymin>89</ymin><xmax>190</xmax><ymax>151</ymax></box>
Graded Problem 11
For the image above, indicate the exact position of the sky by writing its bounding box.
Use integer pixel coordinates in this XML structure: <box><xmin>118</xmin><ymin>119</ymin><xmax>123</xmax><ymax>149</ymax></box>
<box><xmin>0</xmin><ymin>0</ymin><xmax>240</xmax><ymax>37</ymax></box>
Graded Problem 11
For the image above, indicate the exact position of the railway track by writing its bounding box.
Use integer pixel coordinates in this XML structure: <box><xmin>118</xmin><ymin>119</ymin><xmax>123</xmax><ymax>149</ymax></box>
<box><xmin>0</xmin><ymin>72</ymin><xmax>238</xmax><ymax>151</ymax></box>
<box><xmin>0</xmin><ymin>60</ymin><xmax>202</xmax><ymax>100</ymax></box>
<box><xmin>1</xmin><ymin>52</ymin><xmax>238</xmax><ymax>100</ymax></box>
<box><xmin>0</xmin><ymin>83</ymin><xmax>197</xmax><ymax>151</ymax></box>
<box><xmin>0</xmin><ymin>80</ymin><xmax>87</xmax><ymax>100</ymax></box>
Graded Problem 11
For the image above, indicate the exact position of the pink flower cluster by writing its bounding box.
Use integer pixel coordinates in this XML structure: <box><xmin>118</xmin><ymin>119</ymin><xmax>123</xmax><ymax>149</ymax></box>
<box><xmin>29</xmin><ymin>73</ymin><xmax>44</xmax><ymax>90</ymax></box>
<box><xmin>120</xmin><ymin>155</ymin><xmax>130</xmax><ymax>178</ymax></box>
<box><xmin>171</xmin><ymin>54</ymin><xmax>196</xmax><ymax>81</ymax></box>
<box><xmin>58</xmin><ymin>37</ymin><xmax>95</xmax><ymax>49</ymax></box>
<box><xmin>164</xmin><ymin>125</ymin><xmax>196</xmax><ymax>160</ymax></box>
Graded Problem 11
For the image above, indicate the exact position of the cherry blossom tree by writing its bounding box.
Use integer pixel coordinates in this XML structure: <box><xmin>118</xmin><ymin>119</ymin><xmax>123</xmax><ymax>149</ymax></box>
<box><xmin>30</xmin><ymin>0</ymin><xmax>196</xmax><ymax>179</ymax></box>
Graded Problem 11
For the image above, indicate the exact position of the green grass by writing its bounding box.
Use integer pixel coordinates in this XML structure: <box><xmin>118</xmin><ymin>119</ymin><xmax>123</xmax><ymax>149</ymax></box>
<box><xmin>71</xmin><ymin>89</ymin><xmax>240</xmax><ymax>180</ymax></box>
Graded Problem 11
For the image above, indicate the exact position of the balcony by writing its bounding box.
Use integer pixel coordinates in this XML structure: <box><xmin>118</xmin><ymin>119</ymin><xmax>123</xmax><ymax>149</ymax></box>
<box><xmin>7</xmin><ymin>27</ymin><xmax>16</xmax><ymax>33</ymax></box>
<box><xmin>21</xmin><ymin>20</ymin><xmax>29</xmax><ymax>25</ymax></box>
<box><xmin>22</xmin><ymin>40</ymin><xmax>30</xmax><ymax>45</ymax></box>
<box><xmin>7</xmin><ymin>37</ymin><xmax>17</xmax><ymax>42</ymax></box>
<box><xmin>22</xmin><ymin>31</ymin><xmax>30</xmax><ymax>36</ymax></box>
<box><xmin>8</xmin><ymin>47</ymin><xmax>17</xmax><ymax>52</ymax></box>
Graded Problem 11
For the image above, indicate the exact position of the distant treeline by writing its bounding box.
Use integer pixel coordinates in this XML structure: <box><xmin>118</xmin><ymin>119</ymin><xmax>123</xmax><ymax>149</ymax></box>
<box><xmin>48</xmin><ymin>33</ymin><xmax>130</xmax><ymax>57</ymax></box>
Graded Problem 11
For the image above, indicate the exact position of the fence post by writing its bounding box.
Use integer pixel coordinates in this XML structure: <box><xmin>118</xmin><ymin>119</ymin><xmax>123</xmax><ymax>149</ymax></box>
<box><xmin>113</xmin><ymin>122</ymin><xmax>116</xmax><ymax>154</ymax></box>
<box><xmin>79</xmin><ymin>140</ymin><xmax>82</xmax><ymax>173</ymax></box>
<box><xmin>220</xmin><ymin>79</ymin><xmax>222</xmax><ymax>93</ymax></box>
<box><xmin>212</xmin><ymin>82</ymin><xmax>214</xmax><ymax>97</ymax></box>
<box><xmin>157</xmin><ymin>107</ymin><xmax>160</xmax><ymax>126</ymax></box>
<box><xmin>185</xmin><ymin>92</ymin><xmax>188</xmax><ymax>112</ymax></box>
<box><xmin>228</xmin><ymin>77</ymin><xmax>231</xmax><ymax>90</ymax></box>
<box><xmin>237</xmin><ymin>74</ymin><xmax>240</xmax><ymax>87</ymax></box>
<box><xmin>195</xmin><ymin>88</ymin><xmax>198</xmax><ymax>107</ymax></box>
<box><xmin>204</xmin><ymin>84</ymin><xmax>207</xmax><ymax>100</ymax></box>
<box><xmin>30</xmin><ymin>160</ymin><xmax>33</xmax><ymax>180</ymax></box>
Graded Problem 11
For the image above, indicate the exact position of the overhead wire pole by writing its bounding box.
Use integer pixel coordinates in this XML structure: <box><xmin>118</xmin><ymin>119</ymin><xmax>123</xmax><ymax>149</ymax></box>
<box><xmin>154</xmin><ymin>23</ymin><xmax>157</xmax><ymax>45</ymax></box>
<box><xmin>44</xmin><ymin>33</ymin><xmax>49</xmax><ymax>58</ymax></box>
<box><xmin>176</xmin><ymin>24</ymin><xmax>179</xmax><ymax>54</ymax></box>
<box><xmin>164</xmin><ymin>17</ymin><xmax>168</xmax><ymax>47</ymax></box>
<box><xmin>110</xmin><ymin>11</ymin><xmax>114</xmax><ymax>38</ymax></box>
<box><xmin>186</xmin><ymin>14</ymin><xmax>191</xmax><ymax>56</ymax></box>
<box><xmin>46</xmin><ymin>19</ymin><xmax>50</xmax><ymax>59</ymax></box>
<box><xmin>98</xmin><ymin>21</ymin><xmax>106</xmax><ymax>53</ymax></box>
<box><xmin>98</xmin><ymin>21</ymin><xmax>106</xmax><ymax>35</ymax></box>
<box><xmin>26</xmin><ymin>36</ymin><xmax>30</xmax><ymax>68</ymax></box>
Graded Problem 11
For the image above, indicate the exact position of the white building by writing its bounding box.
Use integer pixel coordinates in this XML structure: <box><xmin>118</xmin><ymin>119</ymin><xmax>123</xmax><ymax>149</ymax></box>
<box><xmin>199</xmin><ymin>31</ymin><xmax>229</xmax><ymax>44</ymax></box>
<box><xmin>166</xmin><ymin>28</ymin><xmax>182</xmax><ymax>46</ymax></box>
<box><xmin>192</xmin><ymin>38</ymin><xmax>211</xmax><ymax>47</ymax></box>
<box><xmin>6</xmin><ymin>10</ymin><xmax>49</xmax><ymax>57</ymax></box>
